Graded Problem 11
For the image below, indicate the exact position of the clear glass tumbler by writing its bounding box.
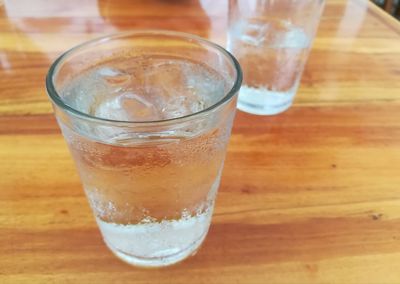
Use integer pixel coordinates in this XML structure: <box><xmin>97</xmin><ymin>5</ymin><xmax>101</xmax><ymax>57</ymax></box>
<box><xmin>228</xmin><ymin>0</ymin><xmax>324</xmax><ymax>115</ymax></box>
<box><xmin>46</xmin><ymin>31</ymin><xmax>242</xmax><ymax>267</ymax></box>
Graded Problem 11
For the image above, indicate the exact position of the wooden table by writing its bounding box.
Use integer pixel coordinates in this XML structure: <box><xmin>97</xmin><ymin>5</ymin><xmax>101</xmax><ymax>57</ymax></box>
<box><xmin>1</xmin><ymin>0</ymin><xmax>400</xmax><ymax>283</ymax></box>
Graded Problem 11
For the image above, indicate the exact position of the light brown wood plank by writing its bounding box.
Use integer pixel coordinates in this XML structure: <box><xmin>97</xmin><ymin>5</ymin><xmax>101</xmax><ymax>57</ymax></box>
<box><xmin>1</xmin><ymin>0</ymin><xmax>400</xmax><ymax>283</ymax></box>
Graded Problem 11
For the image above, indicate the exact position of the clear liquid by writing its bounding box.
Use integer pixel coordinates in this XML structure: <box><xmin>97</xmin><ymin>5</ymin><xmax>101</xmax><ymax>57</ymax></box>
<box><xmin>59</xmin><ymin>55</ymin><xmax>232</xmax><ymax>266</ymax></box>
<box><xmin>228</xmin><ymin>19</ymin><xmax>311</xmax><ymax>115</ymax></box>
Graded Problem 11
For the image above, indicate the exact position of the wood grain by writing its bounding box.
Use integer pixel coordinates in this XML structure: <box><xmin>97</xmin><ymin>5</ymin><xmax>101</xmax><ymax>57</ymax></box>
<box><xmin>1</xmin><ymin>0</ymin><xmax>400</xmax><ymax>283</ymax></box>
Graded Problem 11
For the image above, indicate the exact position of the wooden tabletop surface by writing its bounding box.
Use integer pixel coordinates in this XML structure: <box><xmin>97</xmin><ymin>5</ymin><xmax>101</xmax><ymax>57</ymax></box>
<box><xmin>1</xmin><ymin>0</ymin><xmax>400</xmax><ymax>283</ymax></box>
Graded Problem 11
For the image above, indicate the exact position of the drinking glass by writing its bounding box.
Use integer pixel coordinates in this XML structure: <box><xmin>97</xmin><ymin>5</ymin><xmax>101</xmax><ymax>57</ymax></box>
<box><xmin>228</xmin><ymin>0</ymin><xmax>324</xmax><ymax>115</ymax></box>
<box><xmin>46</xmin><ymin>31</ymin><xmax>242</xmax><ymax>267</ymax></box>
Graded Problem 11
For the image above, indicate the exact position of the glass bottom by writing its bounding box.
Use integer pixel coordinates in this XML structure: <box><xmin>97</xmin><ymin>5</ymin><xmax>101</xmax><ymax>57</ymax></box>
<box><xmin>237</xmin><ymin>85</ymin><xmax>295</xmax><ymax>115</ymax></box>
<box><xmin>103</xmin><ymin>231</ymin><xmax>208</xmax><ymax>267</ymax></box>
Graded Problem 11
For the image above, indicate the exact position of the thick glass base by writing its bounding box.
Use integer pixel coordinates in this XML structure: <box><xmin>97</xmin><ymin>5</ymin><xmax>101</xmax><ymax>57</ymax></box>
<box><xmin>103</xmin><ymin>232</ymin><xmax>208</xmax><ymax>267</ymax></box>
<box><xmin>96</xmin><ymin>208</ymin><xmax>213</xmax><ymax>268</ymax></box>
<box><xmin>237</xmin><ymin>85</ymin><xmax>295</xmax><ymax>115</ymax></box>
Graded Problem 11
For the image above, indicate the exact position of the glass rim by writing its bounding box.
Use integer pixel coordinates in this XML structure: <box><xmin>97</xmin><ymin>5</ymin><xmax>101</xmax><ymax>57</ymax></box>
<box><xmin>46</xmin><ymin>30</ymin><xmax>242</xmax><ymax>126</ymax></box>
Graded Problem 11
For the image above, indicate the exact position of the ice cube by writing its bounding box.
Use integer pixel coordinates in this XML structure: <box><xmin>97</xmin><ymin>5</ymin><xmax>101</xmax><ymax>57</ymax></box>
<box><xmin>63</xmin><ymin>57</ymin><xmax>225</xmax><ymax>128</ymax></box>
<box><xmin>142</xmin><ymin>60</ymin><xmax>215</xmax><ymax>120</ymax></box>
<box><xmin>161</xmin><ymin>96</ymin><xmax>188</xmax><ymax>119</ymax></box>
<box><xmin>144</xmin><ymin>60</ymin><xmax>187</xmax><ymax>98</ymax></box>
<box><xmin>281</xmin><ymin>26</ymin><xmax>310</xmax><ymax>48</ymax></box>
<box><xmin>186</xmin><ymin>74</ymin><xmax>224</xmax><ymax>108</ymax></box>
<box><xmin>63</xmin><ymin>88</ymin><xmax>94</xmax><ymax>114</ymax></box>
<box><xmin>94</xmin><ymin>91</ymin><xmax>160</xmax><ymax>122</ymax></box>
<box><xmin>97</xmin><ymin>67</ymin><xmax>131</xmax><ymax>85</ymax></box>
<box><xmin>159</xmin><ymin>95</ymin><xmax>206</xmax><ymax>120</ymax></box>
<box><xmin>237</xmin><ymin>20</ymin><xmax>269</xmax><ymax>46</ymax></box>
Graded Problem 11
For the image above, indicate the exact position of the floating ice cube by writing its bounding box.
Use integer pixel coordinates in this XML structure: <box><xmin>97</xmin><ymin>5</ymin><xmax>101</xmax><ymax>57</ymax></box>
<box><xmin>278</xmin><ymin>25</ymin><xmax>310</xmax><ymax>49</ymax></box>
<box><xmin>94</xmin><ymin>91</ymin><xmax>160</xmax><ymax>121</ymax></box>
<box><xmin>144</xmin><ymin>60</ymin><xmax>188</xmax><ymax>97</ymax></box>
<box><xmin>143</xmin><ymin>60</ymin><xmax>222</xmax><ymax>120</ymax></box>
<box><xmin>61</xmin><ymin>55</ymin><xmax>227</xmax><ymax>142</ymax></box>
<box><xmin>232</xmin><ymin>19</ymin><xmax>310</xmax><ymax>49</ymax></box>
<box><xmin>235</xmin><ymin>20</ymin><xmax>269</xmax><ymax>46</ymax></box>
<box><xmin>97</xmin><ymin>67</ymin><xmax>131</xmax><ymax>88</ymax></box>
